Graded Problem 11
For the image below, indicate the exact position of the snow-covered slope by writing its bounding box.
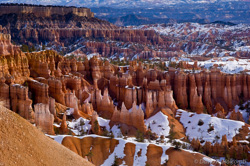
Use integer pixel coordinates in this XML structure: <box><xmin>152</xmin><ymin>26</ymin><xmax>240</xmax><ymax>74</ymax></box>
<box><xmin>198</xmin><ymin>57</ymin><xmax>250</xmax><ymax>74</ymax></box>
<box><xmin>168</xmin><ymin>56</ymin><xmax>250</xmax><ymax>74</ymax></box>
<box><xmin>176</xmin><ymin>109</ymin><xmax>246</xmax><ymax>144</ymax></box>
<box><xmin>0</xmin><ymin>0</ymin><xmax>240</xmax><ymax>8</ymax></box>
<box><xmin>145</xmin><ymin>111</ymin><xmax>170</xmax><ymax>137</ymax></box>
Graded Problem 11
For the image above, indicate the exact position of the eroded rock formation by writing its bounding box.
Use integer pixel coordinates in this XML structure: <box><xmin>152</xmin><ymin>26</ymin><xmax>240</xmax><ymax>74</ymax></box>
<box><xmin>61</xmin><ymin>136</ymin><xmax>221</xmax><ymax>166</ymax></box>
<box><xmin>34</xmin><ymin>103</ymin><xmax>54</xmax><ymax>135</ymax></box>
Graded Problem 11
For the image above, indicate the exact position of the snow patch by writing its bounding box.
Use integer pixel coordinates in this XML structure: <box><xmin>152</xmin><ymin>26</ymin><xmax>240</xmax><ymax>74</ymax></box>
<box><xmin>176</xmin><ymin>109</ymin><xmax>245</xmax><ymax>144</ymax></box>
<box><xmin>145</xmin><ymin>111</ymin><xmax>170</xmax><ymax>137</ymax></box>
<box><xmin>133</xmin><ymin>143</ymin><xmax>149</xmax><ymax>166</ymax></box>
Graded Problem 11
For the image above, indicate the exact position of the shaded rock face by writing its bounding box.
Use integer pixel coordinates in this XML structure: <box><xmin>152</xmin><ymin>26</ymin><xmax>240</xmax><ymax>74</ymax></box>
<box><xmin>65</xmin><ymin>31</ymin><xmax>164</xmax><ymax>60</ymax></box>
<box><xmin>0</xmin><ymin>5</ymin><xmax>116</xmax><ymax>46</ymax></box>
<box><xmin>0</xmin><ymin>4</ymin><xmax>165</xmax><ymax>59</ymax></box>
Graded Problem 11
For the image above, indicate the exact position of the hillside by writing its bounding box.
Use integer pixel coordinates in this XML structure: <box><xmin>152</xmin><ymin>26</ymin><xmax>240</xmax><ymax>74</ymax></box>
<box><xmin>0</xmin><ymin>105</ymin><xmax>93</xmax><ymax>166</ymax></box>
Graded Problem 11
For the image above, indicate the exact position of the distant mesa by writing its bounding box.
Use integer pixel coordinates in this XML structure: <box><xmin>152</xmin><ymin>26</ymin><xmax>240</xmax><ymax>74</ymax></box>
<box><xmin>0</xmin><ymin>3</ymin><xmax>94</xmax><ymax>18</ymax></box>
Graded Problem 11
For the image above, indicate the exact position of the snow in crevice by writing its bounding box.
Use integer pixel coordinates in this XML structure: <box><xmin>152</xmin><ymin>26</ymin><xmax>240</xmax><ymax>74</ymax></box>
<box><xmin>111</xmin><ymin>125</ymin><xmax>123</xmax><ymax>138</ymax></box>
<box><xmin>161</xmin><ymin>146</ymin><xmax>169</xmax><ymax>165</ymax></box>
<box><xmin>101</xmin><ymin>139</ymin><xmax>127</xmax><ymax>166</ymax></box>
<box><xmin>133</xmin><ymin>143</ymin><xmax>149</xmax><ymax>166</ymax></box>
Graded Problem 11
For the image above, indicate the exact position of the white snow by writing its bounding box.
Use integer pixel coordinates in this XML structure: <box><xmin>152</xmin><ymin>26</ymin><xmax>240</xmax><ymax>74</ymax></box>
<box><xmin>203</xmin><ymin>157</ymin><xmax>218</xmax><ymax>166</ymax></box>
<box><xmin>133</xmin><ymin>143</ymin><xmax>149</xmax><ymax>166</ymax></box>
<box><xmin>66</xmin><ymin>108</ymin><xmax>74</xmax><ymax>115</ymax></box>
<box><xmin>176</xmin><ymin>109</ymin><xmax>245</xmax><ymax>144</ymax></box>
<box><xmin>111</xmin><ymin>125</ymin><xmax>123</xmax><ymax>138</ymax></box>
<box><xmin>161</xmin><ymin>146</ymin><xmax>169</xmax><ymax>165</ymax></box>
<box><xmin>145</xmin><ymin>111</ymin><xmax>170</xmax><ymax>137</ymax></box>
<box><xmin>68</xmin><ymin>117</ymin><xmax>91</xmax><ymax>135</ymax></box>
<box><xmin>101</xmin><ymin>139</ymin><xmax>127</xmax><ymax>166</ymax></box>
<box><xmin>165</xmin><ymin>56</ymin><xmax>250</xmax><ymax>74</ymax></box>
<box><xmin>87</xmin><ymin>53</ymin><xmax>99</xmax><ymax>60</ymax></box>
<box><xmin>198</xmin><ymin>57</ymin><xmax>250</xmax><ymax>74</ymax></box>
<box><xmin>47</xmin><ymin>134</ymin><xmax>68</xmax><ymax>144</ymax></box>
<box><xmin>97</xmin><ymin>117</ymin><xmax>111</xmax><ymax>131</ymax></box>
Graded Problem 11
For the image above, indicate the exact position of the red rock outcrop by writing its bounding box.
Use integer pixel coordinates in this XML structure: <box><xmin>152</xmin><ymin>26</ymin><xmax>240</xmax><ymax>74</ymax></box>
<box><xmin>81</xmin><ymin>102</ymin><xmax>94</xmax><ymax>116</ymax></box>
<box><xmin>91</xmin><ymin>88</ymin><xmax>115</xmax><ymax>119</ymax></box>
<box><xmin>192</xmin><ymin>134</ymin><xmax>250</xmax><ymax>161</ymax></box>
<box><xmin>0</xmin><ymin>52</ymin><xmax>30</xmax><ymax>84</ymax></box>
<box><xmin>27</xmin><ymin>79</ymin><xmax>49</xmax><ymax>104</ymax></box>
<box><xmin>174</xmin><ymin>71</ymin><xmax>188</xmax><ymax>109</ymax></box>
<box><xmin>111</xmin><ymin>102</ymin><xmax>146</xmax><ymax>134</ymax></box>
<box><xmin>10</xmin><ymin>84</ymin><xmax>34</xmax><ymax>121</ymax></box>
<box><xmin>65</xmin><ymin>91</ymin><xmax>80</xmax><ymax>119</ymax></box>
<box><xmin>59</xmin><ymin>113</ymin><xmax>69</xmax><ymax>134</ymax></box>
<box><xmin>189</xmin><ymin>74</ymin><xmax>204</xmax><ymax>114</ymax></box>
<box><xmin>0</xmin><ymin>77</ymin><xmax>10</xmax><ymax>108</ymax></box>
<box><xmin>34</xmin><ymin>103</ymin><xmax>54</xmax><ymax>135</ymax></box>
<box><xmin>0</xmin><ymin>33</ymin><xmax>20</xmax><ymax>56</ymax></box>
<box><xmin>48</xmin><ymin>78</ymin><xmax>65</xmax><ymax>105</ymax></box>
<box><xmin>229</xmin><ymin>109</ymin><xmax>244</xmax><ymax>122</ymax></box>
<box><xmin>91</xmin><ymin>111</ymin><xmax>101</xmax><ymax>135</ymax></box>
